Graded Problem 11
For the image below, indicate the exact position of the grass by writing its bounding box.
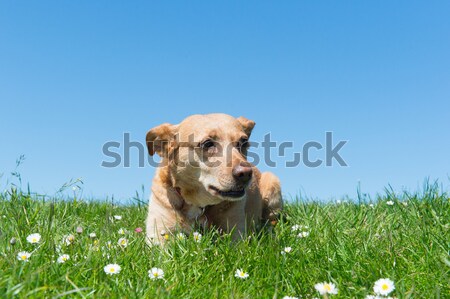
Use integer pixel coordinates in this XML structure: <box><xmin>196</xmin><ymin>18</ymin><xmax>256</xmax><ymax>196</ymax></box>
<box><xmin>0</xmin><ymin>184</ymin><xmax>448</xmax><ymax>299</ymax></box>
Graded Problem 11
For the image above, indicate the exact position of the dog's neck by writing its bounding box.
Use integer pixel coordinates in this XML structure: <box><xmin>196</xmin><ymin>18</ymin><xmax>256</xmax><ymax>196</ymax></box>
<box><xmin>154</xmin><ymin>165</ymin><xmax>206</xmax><ymax>220</ymax></box>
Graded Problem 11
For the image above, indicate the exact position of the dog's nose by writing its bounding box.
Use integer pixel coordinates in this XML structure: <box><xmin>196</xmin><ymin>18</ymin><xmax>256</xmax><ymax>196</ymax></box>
<box><xmin>232</xmin><ymin>164</ymin><xmax>253</xmax><ymax>184</ymax></box>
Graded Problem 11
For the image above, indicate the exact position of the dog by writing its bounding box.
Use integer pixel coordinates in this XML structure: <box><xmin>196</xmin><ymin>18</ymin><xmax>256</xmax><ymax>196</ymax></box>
<box><xmin>145</xmin><ymin>113</ymin><xmax>282</xmax><ymax>243</ymax></box>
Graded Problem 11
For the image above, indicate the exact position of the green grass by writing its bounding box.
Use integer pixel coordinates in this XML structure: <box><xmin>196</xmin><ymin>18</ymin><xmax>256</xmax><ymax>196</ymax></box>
<box><xmin>0</xmin><ymin>186</ymin><xmax>448</xmax><ymax>299</ymax></box>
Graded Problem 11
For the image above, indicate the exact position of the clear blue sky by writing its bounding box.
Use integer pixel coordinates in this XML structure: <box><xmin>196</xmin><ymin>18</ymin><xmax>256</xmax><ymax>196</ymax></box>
<box><xmin>1</xmin><ymin>1</ymin><xmax>449</xmax><ymax>202</ymax></box>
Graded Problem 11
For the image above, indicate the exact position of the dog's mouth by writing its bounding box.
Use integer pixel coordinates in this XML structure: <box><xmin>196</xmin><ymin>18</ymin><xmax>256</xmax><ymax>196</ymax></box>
<box><xmin>209</xmin><ymin>186</ymin><xmax>246</xmax><ymax>199</ymax></box>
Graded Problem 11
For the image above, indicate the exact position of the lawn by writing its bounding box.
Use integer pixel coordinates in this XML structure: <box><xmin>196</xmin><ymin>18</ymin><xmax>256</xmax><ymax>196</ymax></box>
<box><xmin>0</xmin><ymin>184</ymin><xmax>448</xmax><ymax>298</ymax></box>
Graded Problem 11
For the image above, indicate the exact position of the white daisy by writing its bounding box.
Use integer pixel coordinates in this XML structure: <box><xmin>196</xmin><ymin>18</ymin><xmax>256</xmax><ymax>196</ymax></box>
<box><xmin>114</xmin><ymin>215</ymin><xmax>122</xmax><ymax>220</ymax></box>
<box><xmin>89</xmin><ymin>232</ymin><xmax>97</xmax><ymax>239</ymax></box>
<box><xmin>176</xmin><ymin>233</ymin><xmax>186</xmax><ymax>240</ymax></box>
<box><xmin>117</xmin><ymin>237</ymin><xmax>128</xmax><ymax>248</ymax></box>
<box><xmin>297</xmin><ymin>231</ymin><xmax>310</xmax><ymax>238</ymax></box>
<box><xmin>386</xmin><ymin>200</ymin><xmax>394</xmax><ymax>206</ymax></box>
<box><xmin>17</xmin><ymin>251</ymin><xmax>31</xmax><ymax>262</ymax></box>
<box><xmin>57</xmin><ymin>254</ymin><xmax>70</xmax><ymax>263</ymax></box>
<box><xmin>118</xmin><ymin>228</ymin><xmax>126</xmax><ymax>235</ymax></box>
<box><xmin>193</xmin><ymin>231</ymin><xmax>202</xmax><ymax>242</ymax></box>
<box><xmin>234</xmin><ymin>269</ymin><xmax>249</xmax><ymax>279</ymax></box>
<box><xmin>104</xmin><ymin>263</ymin><xmax>121</xmax><ymax>275</ymax></box>
<box><xmin>291</xmin><ymin>224</ymin><xmax>308</xmax><ymax>231</ymax></box>
<box><xmin>64</xmin><ymin>234</ymin><xmax>75</xmax><ymax>245</ymax></box>
<box><xmin>26</xmin><ymin>233</ymin><xmax>41</xmax><ymax>244</ymax></box>
<box><xmin>373</xmin><ymin>278</ymin><xmax>395</xmax><ymax>296</ymax></box>
<box><xmin>148</xmin><ymin>267</ymin><xmax>164</xmax><ymax>280</ymax></box>
<box><xmin>366</xmin><ymin>295</ymin><xmax>392</xmax><ymax>299</ymax></box>
<box><xmin>314</xmin><ymin>282</ymin><xmax>338</xmax><ymax>295</ymax></box>
<box><xmin>291</xmin><ymin>224</ymin><xmax>301</xmax><ymax>231</ymax></box>
<box><xmin>101</xmin><ymin>241</ymin><xmax>114</xmax><ymax>251</ymax></box>
<box><xmin>281</xmin><ymin>247</ymin><xmax>292</xmax><ymax>254</ymax></box>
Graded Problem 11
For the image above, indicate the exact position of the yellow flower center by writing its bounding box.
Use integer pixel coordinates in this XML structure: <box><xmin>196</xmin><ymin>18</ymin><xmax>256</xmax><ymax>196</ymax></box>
<box><xmin>21</xmin><ymin>255</ymin><xmax>27</xmax><ymax>260</ymax></box>
<box><xmin>382</xmin><ymin>284</ymin><xmax>389</xmax><ymax>290</ymax></box>
<box><xmin>324</xmin><ymin>284</ymin><xmax>331</xmax><ymax>291</ymax></box>
<box><xmin>32</xmin><ymin>238</ymin><xmax>37</xmax><ymax>242</ymax></box>
<box><xmin>153</xmin><ymin>273</ymin><xmax>158</xmax><ymax>277</ymax></box>
<box><xmin>110</xmin><ymin>268</ymin><xmax>115</xmax><ymax>272</ymax></box>
<box><xmin>164</xmin><ymin>234</ymin><xmax>169</xmax><ymax>240</ymax></box>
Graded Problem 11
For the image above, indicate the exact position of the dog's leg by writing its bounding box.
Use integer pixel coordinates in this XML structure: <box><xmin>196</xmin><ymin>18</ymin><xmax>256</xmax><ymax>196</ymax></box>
<box><xmin>259</xmin><ymin>171</ymin><xmax>282</xmax><ymax>224</ymax></box>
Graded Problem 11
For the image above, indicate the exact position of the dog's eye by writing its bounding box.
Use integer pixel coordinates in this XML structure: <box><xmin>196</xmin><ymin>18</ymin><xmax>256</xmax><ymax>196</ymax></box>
<box><xmin>200</xmin><ymin>139</ymin><xmax>215</xmax><ymax>150</ymax></box>
<box><xmin>238</xmin><ymin>138</ymin><xmax>249</xmax><ymax>148</ymax></box>
<box><xmin>239</xmin><ymin>138</ymin><xmax>248</xmax><ymax>147</ymax></box>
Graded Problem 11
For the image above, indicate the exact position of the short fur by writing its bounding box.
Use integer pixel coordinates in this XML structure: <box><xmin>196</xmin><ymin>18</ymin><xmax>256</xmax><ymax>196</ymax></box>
<box><xmin>145</xmin><ymin>113</ymin><xmax>282</xmax><ymax>243</ymax></box>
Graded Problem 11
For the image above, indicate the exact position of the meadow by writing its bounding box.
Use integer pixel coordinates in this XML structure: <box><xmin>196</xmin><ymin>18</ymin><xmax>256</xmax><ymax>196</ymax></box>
<box><xmin>0</xmin><ymin>183</ymin><xmax>448</xmax><ymax>298</ymax></box>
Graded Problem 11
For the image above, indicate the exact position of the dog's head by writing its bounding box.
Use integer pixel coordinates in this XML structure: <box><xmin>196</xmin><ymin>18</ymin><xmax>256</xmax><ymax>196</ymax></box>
<box><xmin>146</xmin><ymin>113</ymin><xmax>255</xmax><ymax>207</ymax></box>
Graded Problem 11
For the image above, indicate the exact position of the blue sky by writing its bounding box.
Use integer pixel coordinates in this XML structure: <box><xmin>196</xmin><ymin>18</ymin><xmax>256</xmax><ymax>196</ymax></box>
<box><xmin>1</xmin><ymin>1</ymin><xmax>449</xmax><ymax>202</ymax></box>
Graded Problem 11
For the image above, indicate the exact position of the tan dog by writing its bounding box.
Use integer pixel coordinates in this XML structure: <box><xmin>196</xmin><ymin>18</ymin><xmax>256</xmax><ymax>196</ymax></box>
<box><xmin>145</xmin><ymin>113</ymin><xmax>282</xmax><ymax>243</ymax></box>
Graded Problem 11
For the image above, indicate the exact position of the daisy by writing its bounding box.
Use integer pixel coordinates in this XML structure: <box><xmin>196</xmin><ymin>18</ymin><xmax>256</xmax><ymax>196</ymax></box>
<box><xmin>234</xmin><ymin>269</ymin><xmax>249</xmax><ymax>279</ymax></box>
<box><xmin>291</xmin><ymin>224</ymin><xmax>308</xmax><ymax>231</ymax></box>
<box><xmin>104</xmin><ymin>263</ymin><xmax>121</xmax><ymax>275</ymax></box>
<box><xmin>26</xmin><ymin>233</ymin><xmax>41</xmax><ymax>244</ymax></box>
<box><xmin>176</xmin><ymin>233</ymin><xmax>186</xmax><ymax>240</ymax></box>
<box><xmin>117</xmin><ymin>238</ymin><xmax>128</xmax><ymax>248</ymax></box>
<box><xmin>57</xmin><ymin>254</ymin><xmax>70</xmax><ymax>263</ymax></box>
<box><xmin>193</xmin><ymin>232</ymin><xmax>202</xmax><ymax>242</ymax></box>
<box><xmin>402</xmin><ymin>201</ymin><xmax>408</xmax><ymax>206</ymax></box>
<box><xmin>118</xmin><ymin>228</ymin><xmax>126</xmax><ymax>235</ymax></box>
<box><xmin>17</xmin><ymin>251</ymin><xmax>31</xmax><ymax>262</ymax></box>
<box><xmin>386</xmin><ymin>200</ymin><xmax>394</xmax><ymax>206</ymax></box>
<box><xmin>105</xmin><ymin>241</ymin><xmax>113</xmax><ymax>250</ymax></box>
<box><xmin>291</xmin><ymin>224</ymin><xmax>301</xmax><ymax>231</ymax></box>
<box><xmin>89</xmin><ymin>232</ymin><xmax>97</xmax><ymax>239</ymax></box>
<box><xmin>314</xmin><ymin>282</ymin><xmax>338</xmax><ymax>295</ymax></box>
<box><xmin>373</xmin><ymin>278</ymin><xmax>395</xmax><ymax>296</ymax></box>
<box><xmin>114</xmin><ymin>215</ymin><xmax>122</xmax><ymax>220</ymax></box>
<box><xmin>281</xmin><ymin>247</ymin><xmax>292</xmax><ymax>254</ymax></box>
<box><xmin>64</xmin><ymin>234</ymin><xmax>75</xmax><ymax>245</ymax></box>
<box><xmin>148</xmin><ymin>267</ymin><xmax>164</xmax><ymax>280</ymax></box>
<box><xmin>297</xmin><ymin>231</ymin><xmax>310</xmax><ymax>238</ymax></box>
<box><xmin>369</xmin><ymin>204</ymin><xmax>374</xmax><ymax>208</ymax></box>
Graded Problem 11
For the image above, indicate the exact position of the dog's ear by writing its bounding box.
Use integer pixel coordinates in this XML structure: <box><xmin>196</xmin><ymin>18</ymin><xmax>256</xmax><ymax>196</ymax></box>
<box><xmin>146</xmin><ymin>123</ymin><xmax>178</xmax><ymax>156</ymax></box>
<box><xmin>236</xmin><ymin>116</ymin><xmax>255</xmax><ymax>137</ymax></box>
